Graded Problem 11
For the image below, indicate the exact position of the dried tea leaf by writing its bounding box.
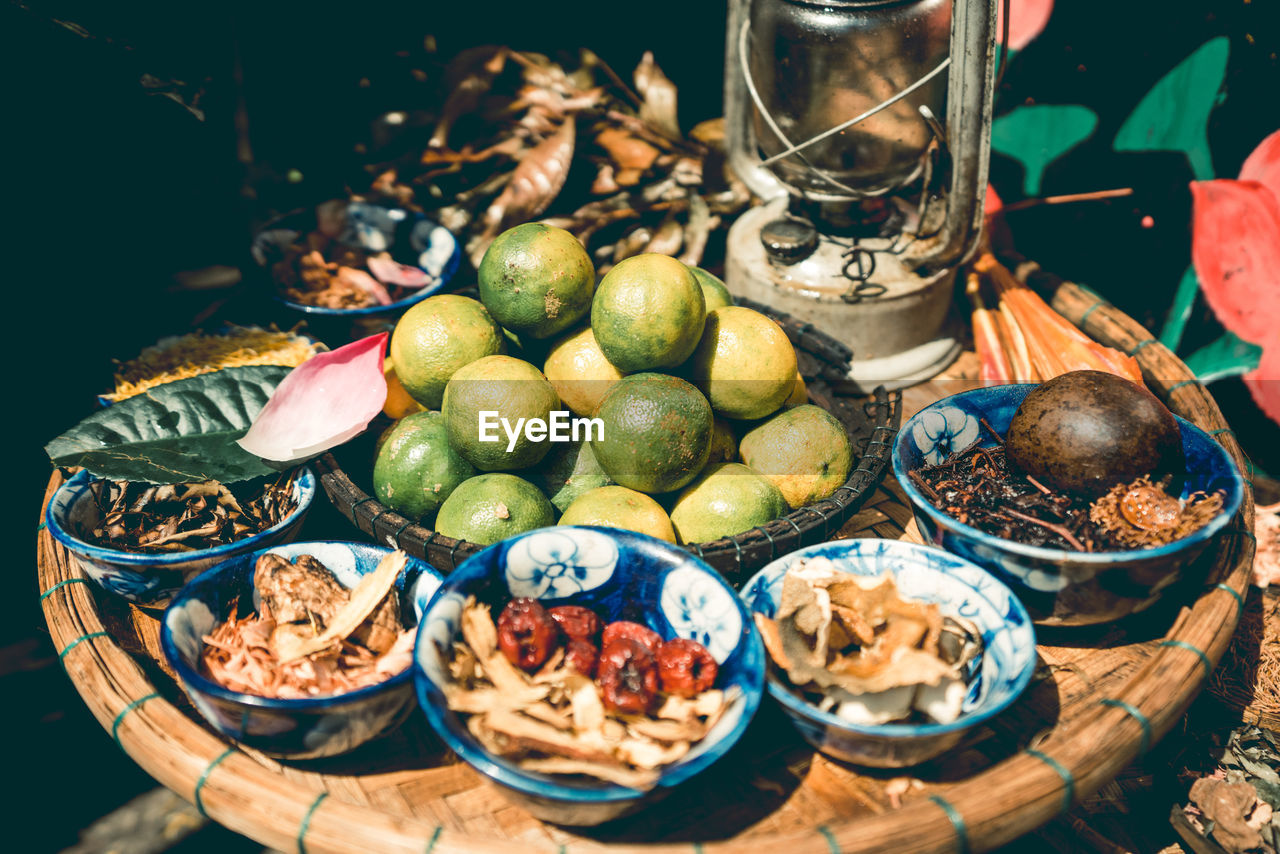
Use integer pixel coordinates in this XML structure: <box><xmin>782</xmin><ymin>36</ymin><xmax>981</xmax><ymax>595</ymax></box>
<box><xmin>275</xmin><ymin>551</ymin><xmax>406</xmax><ymax>663</ymax></box>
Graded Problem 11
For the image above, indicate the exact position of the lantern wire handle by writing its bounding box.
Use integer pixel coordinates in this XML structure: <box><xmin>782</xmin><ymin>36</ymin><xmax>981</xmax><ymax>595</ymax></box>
<box><xmin>736</xmin><ymin>19</ymin><xmax>862</xmax><ymax>197</ymax></box>
<box><xmin>744</xmin><ymin>13</ymin><xmax>952</xmax><ymax>172</ymax></box>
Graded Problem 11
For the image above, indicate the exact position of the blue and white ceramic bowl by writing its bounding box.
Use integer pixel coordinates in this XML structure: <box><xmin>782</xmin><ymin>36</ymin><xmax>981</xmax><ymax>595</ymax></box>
<box><xmin>893</xmin><ymin>384</ymin><xmax>1245</xmax><ymax>625</ymax></box>
<box><xmin>161</xmin><ymin>541</ymin><xmax>442</xmax><ymax>759</ymax></box>
<box><xmin>414</xmin><ymin>526</ymin><xmax>765</xmax><ymax>826</ymax></box>
<box><xmin>252</xmin><ymin>200</ymin><xmax>461</xmax><ymax>319</ymax></box>
<box><xmin>45</xmin><ymin>468</ymin><xmax>316</xmax><ymax>609</ymax></box>
<box><xmin>741</xmin><ymin>539</ymin><xmax>1036</xmax><ymax>768</ymax></box>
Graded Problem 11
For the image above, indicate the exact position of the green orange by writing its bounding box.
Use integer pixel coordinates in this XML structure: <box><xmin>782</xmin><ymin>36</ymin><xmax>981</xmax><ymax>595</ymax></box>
<box><xmin>591</xmin><ymin>254</ymin><xmax>706</xmax><ymax>372</ymax></box>
<box><xmin>390</xmin><ymin>295</ymin><xmax>505</xmax><ymax>409</ymax></box>
<box><xmin>477</xmin><ymin>223</ymin><xmax>595</xmax><ymax>339</ymax></box>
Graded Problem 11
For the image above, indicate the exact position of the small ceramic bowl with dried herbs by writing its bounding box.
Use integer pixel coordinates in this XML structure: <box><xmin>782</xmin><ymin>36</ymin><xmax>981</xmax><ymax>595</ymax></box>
<box><xmin>414</xmin><ymin>525</ymin><xmax>765</xmax><ymax>826</ymax></box>
<box><xmin>252</xmin><ymin>200</ymin><xmax>461</xmax><ymax>333</ymax></box>
<box><xmin>740</xmin><ymin>539</ymin><xmax>1036</xmax><ymax>768</ymax></box>
<box><xmin>45</xmin><ymin>467</ymin><xmax>316</xmax><ymax>609</ymax></box>
<box><xmin>892</xmin><ymin>384</ymin><xmax>1244</xmax><ymax>625</ymax></box>
<box><xmin>162</xmin><ymin>541</ymin><xmax>442</xmax><ymax>759</ymax></box>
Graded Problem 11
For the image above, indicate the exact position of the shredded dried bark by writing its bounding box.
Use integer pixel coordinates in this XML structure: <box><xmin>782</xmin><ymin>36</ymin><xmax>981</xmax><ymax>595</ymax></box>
<box><xmin>915</xmin><ymin>439</ymin><xmax>1223</xmax><ymax>552</ymax></box>
<box><xmin>87</xmin><ymin>474</ymin><xmax>298</xmax><ymax>554</ymax></box>
<box><xmin>198</xmin><ymin>551</ymin><xmax>413</xmax><ymax>699</ymax></box>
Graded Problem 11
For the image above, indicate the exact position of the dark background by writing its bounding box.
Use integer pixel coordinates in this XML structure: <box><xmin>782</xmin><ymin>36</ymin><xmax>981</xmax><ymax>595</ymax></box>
<box><xmin>5</xmin><ymin>0</ymin><xmax>1277</xmax><ymax>849</ymax></box>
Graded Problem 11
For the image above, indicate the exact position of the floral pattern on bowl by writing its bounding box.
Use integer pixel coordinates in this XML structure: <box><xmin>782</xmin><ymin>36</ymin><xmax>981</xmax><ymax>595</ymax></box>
<box><xmin>162</xmin><ymin>541</ymin><xmax>442</xmax><ymax>759</ymax></box>
<box><xmin>414</xmin><ymin>525</ymin><xmax>765</xmax><ymax>826</ymax></box>
<box><xmin>892</xmin><ymin>384</ymin><xmax>1245</xmax><ymax>625</ymax></box>
<box><xmin>504</xmin><ymin>528</ymin><xmax>618</xmax><ymax>598</ymax></box>
<box><xmin>45</xmin><ymin>468</ymin><xmax>316</xmax><ymax>609</ymax></box>
<box><xmin>741</xmin><ymin>539</ymin><xmax>1036</xmax><ymax>768</ymax></box>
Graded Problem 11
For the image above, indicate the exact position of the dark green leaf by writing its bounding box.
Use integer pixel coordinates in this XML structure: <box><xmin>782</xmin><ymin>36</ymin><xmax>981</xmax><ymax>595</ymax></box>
<box><xmin>991</xmin><ymin>104</ymin><xmax>1098</xmax><ymax>195</ymax></box>
<box><xmin>1113</xmin><ymin>37</ymin><xmax>1229</xmax><ymax>180</ymax></box>
<box><xmin>45</xmin><ymin>366</ymin><xmax>291</xmax><ymax>484</ymax></box>
<box><xmin>1182</xmin><ymin>331</ymin><xmax>1263</xmax><ymax>383</ymax></box>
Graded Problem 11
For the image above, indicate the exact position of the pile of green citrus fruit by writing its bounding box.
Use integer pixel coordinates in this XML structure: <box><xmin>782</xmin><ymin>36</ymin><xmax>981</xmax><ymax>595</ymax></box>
<box><xmin>372</xmin><ymin>221</ymin><xmax>854</xmax><ymax>547</ymax></box>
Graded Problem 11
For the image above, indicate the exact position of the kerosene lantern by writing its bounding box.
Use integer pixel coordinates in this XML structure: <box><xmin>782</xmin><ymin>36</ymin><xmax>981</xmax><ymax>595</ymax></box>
<box><xmin>725</xmin><ymin>0</ymin><xmax>996</xmax><ymax>389</ymax></box>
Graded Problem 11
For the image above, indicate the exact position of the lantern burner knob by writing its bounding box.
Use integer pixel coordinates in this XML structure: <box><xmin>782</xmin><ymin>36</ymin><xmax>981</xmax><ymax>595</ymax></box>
<box><xmin>759</xmin><ymin>217</ymin><xmax>819</xmax><ymax>265</ymax></box>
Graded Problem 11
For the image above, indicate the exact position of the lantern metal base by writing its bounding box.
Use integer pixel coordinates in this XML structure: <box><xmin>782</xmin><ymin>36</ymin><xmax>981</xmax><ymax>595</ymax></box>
<box><xmin>725</xmin><ymin>198</ymin><xmax>961</xmax><ymax>392</ymax></box>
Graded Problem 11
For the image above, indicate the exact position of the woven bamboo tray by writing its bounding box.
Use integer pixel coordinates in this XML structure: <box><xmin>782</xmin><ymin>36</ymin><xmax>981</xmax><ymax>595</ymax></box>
<box><xmin>38</xmin><ymin>275</ymin><xmax>1256</xmax><ymax>854</ymax></box>
<box><xmin>315</xmin><ymin>298</ymin><xmax>900</xmax><ymax>585</ymax></box>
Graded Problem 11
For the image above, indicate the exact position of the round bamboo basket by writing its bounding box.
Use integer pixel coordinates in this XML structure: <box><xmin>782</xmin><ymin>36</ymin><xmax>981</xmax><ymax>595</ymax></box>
<box><xmin>38</xmin><ymin>272</ymin><xmax>1255</xmax><ymax>854</ymax></box>
<box><xmin>315</xmin><ymin>298</ymin><xmax>900</xmax><ymax>585</ymax></box>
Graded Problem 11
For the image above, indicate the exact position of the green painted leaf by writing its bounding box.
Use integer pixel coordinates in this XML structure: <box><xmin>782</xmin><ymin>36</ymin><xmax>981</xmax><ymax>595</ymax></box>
<box><xmin>991</xmin><ymin>105</ymin><xmax>1098</xmax><ymax>196</ymax></box>
<box><xmin>1159</xmin><ymin>264</ymin><xmax>1200</xmax><ymax>352</ymax></box>
<box><xmin>1113</xmin><ymin>37</ymin><xmax>1229</xmax><ymax>180</ymax></box>
<box><xmin>45</xmin><ymin>365</ymin><xmax>291</xmax><ymax>484</ymax></box>
<box><xmin>1182</xmin><ymin>331</ymin><xmax>1262</xmax><ymax>384</ymax></box>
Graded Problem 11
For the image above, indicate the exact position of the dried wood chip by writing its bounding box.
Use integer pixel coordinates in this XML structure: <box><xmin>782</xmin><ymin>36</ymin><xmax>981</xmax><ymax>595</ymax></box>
<box><xmin>518</xmin><ymin>758</ymin><xmax>659</xmax><ymax>791</ymax></box>
<box><xmin>275</xmin><ymin>551</ymin><xmax>406</xmax><ymax>663</ymax></box>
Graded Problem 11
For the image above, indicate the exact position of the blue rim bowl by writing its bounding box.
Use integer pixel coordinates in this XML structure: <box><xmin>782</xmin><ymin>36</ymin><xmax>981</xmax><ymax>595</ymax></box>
<box><xmin>252</xmin><ymin>200</ymin><xmax>461</xmax><ymax>318</ymax></box>
<box><xmin>46</xmin><ymin>467</ymin><xmax>316</xmax><ymax>609</ymax></box>
<box><xmin>892</xmin><ymin>383</ymin><xmax>1245</xmax><ymax>625</ymax></box>
<box><xmin>413</xmin><ymin>525</ymin><xmax>766</xmax><ymax>826</ymax></box>
<box><xmin>740</xmin><ymin>539</ymin><xmax>1036</xmax><ymax>768</ymax></box>
<box><xmin>161</xmin><ymin>541</ymin><xmax>443</xmax><ymax>758</ymax></box>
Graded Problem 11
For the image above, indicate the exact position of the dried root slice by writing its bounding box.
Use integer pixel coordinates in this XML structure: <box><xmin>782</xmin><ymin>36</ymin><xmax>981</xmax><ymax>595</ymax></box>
<box><xmin>518</xmin><ymin>758</ymin><xmax>660</xmax><ymax>791</ymax></box>
<box><xmin>760</xmin><ymin>558</ymin><xmax>982</xmax><ymax>726</ymax></box>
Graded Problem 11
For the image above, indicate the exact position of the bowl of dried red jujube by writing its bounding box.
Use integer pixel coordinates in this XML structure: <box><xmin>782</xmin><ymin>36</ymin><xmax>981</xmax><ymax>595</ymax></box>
<box><xmin>413</xmin><ymin>525</ymin><xmax>765</xmax><ymax>826</ymax></box>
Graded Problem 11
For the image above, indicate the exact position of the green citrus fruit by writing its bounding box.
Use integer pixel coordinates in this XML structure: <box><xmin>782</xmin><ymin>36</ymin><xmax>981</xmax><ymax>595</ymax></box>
<box><xmin>478</xmin><ymin>223</ymin><xmax>595</xmax><ymax>340</ymax></box>
<box><xmin>784</xmin><ymin>370</ymin><xmax>808</xmax><ymax>408</ymax></box>
<box><xmin>690</xmin><ymin>267</ymin><xmax>734</xmax><ymax>311</ymax></box>
<box><xmin>558</xmin><ymin>485</ymin><xmax>675</xmax><ymax>542</ymax></box>
<box><xmin>688</xmin><ymin>306</ymin><xmax>798</xmax><ymax>420</ymax></box>
<box><xmin>390</xmin><ymin>294</ymin><xmax>505</xmax><ymax>409</ymax></box>
<box><xmin>434</xmin><ymin>473</ymin><xmax>557</xmax><ymax>545</ymax></box>
<box><xmin>592</xmin><ymin>373</ymin><xmax>712</xmax><ymax>494</ymax></box>
<box><xmin>372</xmin><ymin>411</ymin><xmax>476</xmax><ymax>520</ymax></box>
<box><xmin>739</xmin><ymin>404</ymin><xmax>854</xmax><ymax>509</ymax></box>
<box><xmin>532</xmin><ymin>438</ymin><xmax>614</xmax><ymax>512</ymax></box>
<box><xmin>542</xmin><ymin>325</ymin><xmax>624</xmax><ymax>417</ymax></box>
<box><xmin>708</xmin><ymin>417</ymin><xmax>738</xmax><ymax>464</ymax></box>
<box><xmin>669</xmin><ymin>462</ymin><xmax>788</xmax><ymax>544</ymax></box>
<box><xmin>591</xmin><ymin>254</ymin><xmax>706</xmax><ymax>372</ymax></box>
<box><xmin>442</xmin><ymin>355</ymin><xmax>560</xmax><ymax>471</ymax></box>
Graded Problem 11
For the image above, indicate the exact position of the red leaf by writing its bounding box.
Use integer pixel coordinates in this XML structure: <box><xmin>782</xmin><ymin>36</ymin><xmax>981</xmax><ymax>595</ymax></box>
<box><xmin>1238</xmin><ymin>129</ymin><xmax>1280</xmax><ymax>203</ymax></box>
<box><xmin>237</xmin><ymin>333</ymin><xmax>389</xmax><ymax>461</ymax></box>
<box><xmin>998</xmin><ymin>0</ymin><xmax>1055</xmax><ymax>52</ymax></box>
<box><xmin>1189</xmin><ymin>178</ymin><xmax>1280</xmax><ymax>345</ymax></box>
<box><xmin>1245</xmin><ymin>345</ymin><xmax>1280</xmax><ymax>427</ymax></box>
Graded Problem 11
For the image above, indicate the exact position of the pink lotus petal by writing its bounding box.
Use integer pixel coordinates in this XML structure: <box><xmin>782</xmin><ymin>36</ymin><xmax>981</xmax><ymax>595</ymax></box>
<box><xmin>1190</xmin><ymin>178</ymin><xmax>1280</xmax><ymax>345</ymax></box>
<box><xmin>237</xmin><ymin>333</ymin><xmax>389</xmax><ymax>461</ymax></box>
<box><xmin>336</xmin><ymin>267</ymin><xmax>393</xmax><ymax>306</ymax></box>
<box><xmin>367</xmin><ymin>255</ymin><xmax>432</xmax><ymax>289</ymax></box>
<box><xmin>999</xmin><ymin>0</ymin><xmax>1055</xmax><ymax>52</ymax></box>
<box><xmin>1239</xmin><ymin>129</ymin><xmax>1280</xmax><ymax>204</ymax></box>
<box><xmin>1245</xmin><ymin>344</ymin><xmax>1280</xmax><ymax>427</ymax></box>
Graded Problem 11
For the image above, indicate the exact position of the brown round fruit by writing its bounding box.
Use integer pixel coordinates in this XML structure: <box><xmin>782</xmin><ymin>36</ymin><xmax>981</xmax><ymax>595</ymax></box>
<box><xmin>1004</xmin><ymin>370</ymin><xmax>1184</xmax><ymax>500</ymax></box>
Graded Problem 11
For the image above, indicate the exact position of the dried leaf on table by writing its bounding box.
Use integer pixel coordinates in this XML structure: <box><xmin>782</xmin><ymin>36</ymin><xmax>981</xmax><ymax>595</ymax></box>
<box><xmin>634</xmin><ymin>51</ymin><xmax>679</xmax><ymax>140</ymax></box>
<box><xmin>1189</xmin><ymin>777</ymin><xmax>1266</xmax><ymax>852</ymax></box>
<box><xmin>471</xmin><ymin>118</ymin><xmax>576</xmax><ymax>263</ymax></box>
<box><xmin>430</xmin><ymin>46</ymin><xmax>509</xmax><ymax>150</ymax></box>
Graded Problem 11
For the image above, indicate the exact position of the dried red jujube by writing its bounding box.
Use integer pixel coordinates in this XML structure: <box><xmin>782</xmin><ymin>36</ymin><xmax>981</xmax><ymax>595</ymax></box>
<box><xmin>598</xmin><ymin>638</ymin><xmax>659</xmax><ymax>715</ymax></box>
<box><xmin>564</xmin><ymin>638</ymin><xmax>600</xmax><ymax>678</ymax></box>
<box><xmin>655</xmin><ymin>637</ymin><xmax>718</xmax><ymax>697</ymax></box>
<box><xmin>496</xmin><ymin>598</ymin><xmax>560</xmax><ymax>671</ymax></box>
<box><xmin>548</xmin><ymin>605</ymin><xmax>602</xmax><ymax>642</ymax></box>
<box><xmin>602</xmin><ymin>620</ymin><xmax>662</xmax><ymax>654</ymax></box>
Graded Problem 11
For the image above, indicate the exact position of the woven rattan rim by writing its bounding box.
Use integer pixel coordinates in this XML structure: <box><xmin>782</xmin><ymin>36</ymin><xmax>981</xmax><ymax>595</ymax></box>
<box><xmin>316</xmin><ymin>298</ymin><xmax>901</xmax><ymax>582</ymax></box>
<box><xmin>37</xmin><ymin>270</ymin><xmax>1255</xmax><ymax>854</ymax></box>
